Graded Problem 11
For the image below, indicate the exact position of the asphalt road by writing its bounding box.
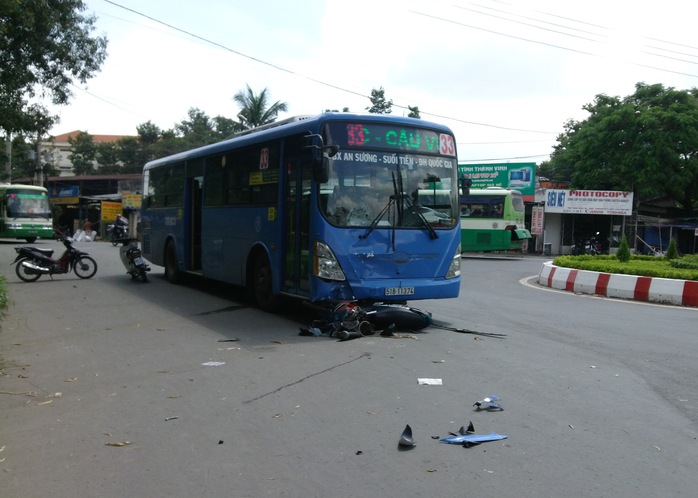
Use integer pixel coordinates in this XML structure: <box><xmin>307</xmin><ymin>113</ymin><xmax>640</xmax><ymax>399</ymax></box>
<box><xmin>1</xmin><ymin>241</ymin><xmax>697</xmax><ymax>497</ymax></box>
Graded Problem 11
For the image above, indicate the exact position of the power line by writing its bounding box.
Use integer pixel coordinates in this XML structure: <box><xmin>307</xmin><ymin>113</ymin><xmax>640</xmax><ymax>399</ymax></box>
<box><xmin>100</xmin><ymin>0</ymin><xmax>556</xmax><ymax>134</ymax></box>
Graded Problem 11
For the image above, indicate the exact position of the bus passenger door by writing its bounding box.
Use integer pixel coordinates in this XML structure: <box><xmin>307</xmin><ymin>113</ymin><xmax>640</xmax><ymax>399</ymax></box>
<box><xmin>283</xmin><ymin>157</ymin><xmax>310</xmax><ymax>296</ymax></box>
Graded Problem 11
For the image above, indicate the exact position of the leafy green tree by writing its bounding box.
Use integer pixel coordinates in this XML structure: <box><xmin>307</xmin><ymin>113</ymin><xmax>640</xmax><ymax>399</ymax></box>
<box><xmin>233</xmin><ymin>85</ymin><xmax>288</xmax><ymax>130</ymax></box>
<box><xmin>175</xmin><ymin>108</ymin><xmax>220</xmax><ymax>147</ymax></box>
<box><xmin>407</xmin><ymin>106</ymin><xmax>420</xmax><ymax>118</ymax></box>
<box><xmin>616</xmin><ymin>234</ymin><xmax>631</xmax><ymax>262</ymax></box>
<box><xmin>96</xmin><ymin>141</ymin><xmax>120</xmax><ymax>173</ymax></box>
<box><xmin>550</xmin><ymin>83</ymin><xmax>698</xmax><ymax>214</ymax></box>
<box><xmin>366</xmin><ymin>87</ymin><xmax>392</xmax><ymax>114</ymax></box>
<box><xmin>0</xmin><ymin>1</ymin><xmax>107</xmax><ymax>135</ymax></box>
<box><xmin>666</xmin><ymin>238</ymin><xmax>679</xmax><ymax>260</ymax></box>
<box><xmin>116</xmin><ymin>136</ymin><xmax>149</xmax><ymax>173</ymax></box>
<box><xmin>68</xmin><ymin>131</ymin><xmax>96</xmax><ymax>175</ymax></box>
<box><xmin>136</xmin><ymin>121</ymin><xmax>162</xmax><ymax>147</ymax></box>
<box><xmin>213</xmin><ymin>115</ymin><xmax>243</xmax><ymax>138</ymax></box>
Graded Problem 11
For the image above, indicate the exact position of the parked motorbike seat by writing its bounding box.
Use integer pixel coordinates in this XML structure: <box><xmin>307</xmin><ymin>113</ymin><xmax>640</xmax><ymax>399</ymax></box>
<box><xmin>25</xmin><ymin>247</ymin><xmax>53</xmax><ymax>255</ymax></box>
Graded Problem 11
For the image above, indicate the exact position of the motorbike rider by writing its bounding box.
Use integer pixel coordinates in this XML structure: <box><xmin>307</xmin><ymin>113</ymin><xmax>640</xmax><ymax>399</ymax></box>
<box><xmin>114</xmin><ymin>213</ymin><xmax>129</xmax><ymax>238</ymax></box>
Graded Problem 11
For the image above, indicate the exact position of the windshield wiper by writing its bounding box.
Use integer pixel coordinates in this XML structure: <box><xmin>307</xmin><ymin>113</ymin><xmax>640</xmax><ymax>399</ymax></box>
<box><xmin>360</xmin><ymin>195</ymin><xmax>395</xmax><ymax>242</ymax></box>
<box><xmin>401</xmin><ymin>194</ymin><xmax>438</xmax><ymax>239</ymax></box>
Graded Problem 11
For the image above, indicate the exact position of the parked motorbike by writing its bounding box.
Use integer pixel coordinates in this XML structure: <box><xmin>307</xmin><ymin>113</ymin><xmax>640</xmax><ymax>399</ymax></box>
<box><xmin>13</xmin><ymin>235</ymin><xmax>98</xmax><ymax>282</ymax></box>
<box><xmin>118</xmin><ymin>238</ymin><xmax>150</xmax><ymax>282</ymax></box>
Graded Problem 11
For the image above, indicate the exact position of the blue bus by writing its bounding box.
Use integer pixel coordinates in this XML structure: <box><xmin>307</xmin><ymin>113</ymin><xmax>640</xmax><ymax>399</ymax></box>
<box><xmin>141</xmin><ymin>113</ymin><xmax>462</xmax><ymax>310</ymax></box>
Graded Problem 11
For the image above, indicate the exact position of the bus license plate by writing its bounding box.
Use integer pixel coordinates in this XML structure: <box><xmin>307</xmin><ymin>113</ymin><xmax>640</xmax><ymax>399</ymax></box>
<box><xmin>385</xmin><ymin>286</ymin><xmax>414</xmax><ymax>296</ymax></box>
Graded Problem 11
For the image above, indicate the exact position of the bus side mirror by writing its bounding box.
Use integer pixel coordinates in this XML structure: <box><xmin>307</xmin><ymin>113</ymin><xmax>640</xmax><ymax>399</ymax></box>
<box><xmin>305</xmin><ymin>133</ymin><xmax>336</xmax><ymax>184</ymax></box>
<box><xmin>460</xmin><ymin>175</ymin><xmax>472</xmax><ymax>196</ymax></box>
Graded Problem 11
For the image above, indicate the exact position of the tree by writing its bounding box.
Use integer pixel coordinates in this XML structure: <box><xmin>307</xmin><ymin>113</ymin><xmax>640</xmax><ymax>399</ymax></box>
<box><xmin>616</xmin><ymin>234</ymin><xmax>631</xmax><ymax>262</ymax></box>
<box><xmin>233</xmin><ymin>85</ymin><xmax>288</xmax><ymax>130</ymax></box>
<box><xmin>175</xmin><ymin>108</ymin><xmax>220</xmax><ymax>148</ymax></box>
<box><xmin>549</xmin><ymin>83</ymin><xmax>698</xmax><ymax>214</ymax></box>
<box><xmin>95</xmin><ymin>141</ymin><xmax>120</xmax><ymax>173</ymax></box>
<box><xmin>0</xmin><ymin>1</ymin><xmax>108</xmax><ymax>135</ymax></box>
<box><xmin>68</xmin><ymin>131</ymin><xmax>96</xmax><ymax>175</ymax></box>
<box><xmin>366</xmin><ymin>87</ymin><xmax>392</xmax><ymax>114</ymax></box>
<box><xmin>666</xmin><ymin>238</ymin><xmax>679</xmax><ymax>260</ymax></box>
<box><xmin>407</xmin><ymin>106</ymin><xmax>420</xmax><ymax>118</ymax></box>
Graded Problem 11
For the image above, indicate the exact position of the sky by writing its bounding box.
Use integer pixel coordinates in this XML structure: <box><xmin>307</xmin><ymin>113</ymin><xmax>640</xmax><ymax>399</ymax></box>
<box><xmin>46</xmin><ymin>0</ymin><xmax>698</xmax><ymax>164</ymax></box>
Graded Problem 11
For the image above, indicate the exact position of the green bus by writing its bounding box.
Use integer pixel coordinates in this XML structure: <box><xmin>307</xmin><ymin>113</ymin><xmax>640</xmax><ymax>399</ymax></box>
<box><xmin>0</xmin><ymin>184</ymin><xmax>54</xmax><ymax>242</ymax></box>
<box><xmin>459</xmin><ymin>188</ymin><xmax>531</xmax><ymax>252</ymax></box>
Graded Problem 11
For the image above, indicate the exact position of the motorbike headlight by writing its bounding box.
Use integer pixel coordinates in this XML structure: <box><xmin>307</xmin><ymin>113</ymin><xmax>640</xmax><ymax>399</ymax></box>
<box><xmin>314</xmin><ymin>241</ymin><xmax>346</xmax><ymax>281</ymax></box>
<box><xmin>446</xmin><ymin>244</ymin><xmax>461</xmax><ymax>279</ymax></box>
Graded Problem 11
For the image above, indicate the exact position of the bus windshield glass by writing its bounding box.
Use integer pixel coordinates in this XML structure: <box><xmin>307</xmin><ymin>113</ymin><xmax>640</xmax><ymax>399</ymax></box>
<box><xmin>321</xmin><ymin>122</ymin><xmax>458</xmax><ymax>229</ymax></box>
<box><xmin>6</xmin><ymin>188</ymin><xmax>52</xmax><ymax>219</ymax></box>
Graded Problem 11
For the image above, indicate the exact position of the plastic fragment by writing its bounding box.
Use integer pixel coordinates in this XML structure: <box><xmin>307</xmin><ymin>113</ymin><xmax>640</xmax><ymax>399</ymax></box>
<box><xmin>473</xmin><ymin>395</ymin><xmax>503</xmax><ymax>411</ymax></box>
<box><xmin>439</xmin><ymin>421</ymin><xmax>507</xmax><ymax>446</ymax></box>
<box><xmin>399</xmin><ymin>424</ymin><xmax>416</xmax><ymax>447</ymax></box>
<box><xmin>418</xmin><ymin>378</ymin><xmax>443</xmax><ymax>386</ymax></box>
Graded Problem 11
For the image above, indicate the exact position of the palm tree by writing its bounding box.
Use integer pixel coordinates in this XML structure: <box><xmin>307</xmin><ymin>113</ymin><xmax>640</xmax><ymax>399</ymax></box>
<box><xmin>233</xmin><ymin>85</ymin><xmax>288</xmax><ymax>130</ymax></box>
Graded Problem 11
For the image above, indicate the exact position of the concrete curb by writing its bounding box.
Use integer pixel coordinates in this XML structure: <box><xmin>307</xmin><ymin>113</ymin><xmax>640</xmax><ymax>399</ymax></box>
<box><xmin>538</xmin><ymin>261</ymin><xmax>698</xmax><ymax>307</ymax></box>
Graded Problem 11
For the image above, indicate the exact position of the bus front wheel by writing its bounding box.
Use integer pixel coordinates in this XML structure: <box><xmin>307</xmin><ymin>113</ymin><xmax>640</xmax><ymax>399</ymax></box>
<box><xmin>250</xmin><ymin>254</ymin><xmax>278</xmax><ymax>311</ymax></box>
<box><xmin>164</xmin><ymin>241</ymin><xmax>181</xmax><ymax>284</ymax></box>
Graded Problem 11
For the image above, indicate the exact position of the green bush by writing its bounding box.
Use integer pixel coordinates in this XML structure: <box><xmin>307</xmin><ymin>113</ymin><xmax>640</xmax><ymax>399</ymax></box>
<box><xmin>665</xmin><ymin>239</ymin><xmax>679</xmax><ymax>260</ymax></box>
<box><xmin>616</xmin><ymin>234</ymin><xmax>631</xmax><ymax>262</ymax></box>
<box><xmin>553</xmin><ymin>254</ymin><xmax>698</xmax><ymax>281</ymax></box>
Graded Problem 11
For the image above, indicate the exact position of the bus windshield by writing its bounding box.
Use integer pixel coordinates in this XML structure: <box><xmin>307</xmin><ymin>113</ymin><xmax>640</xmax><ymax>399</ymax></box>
<box><xmin>321</xmin><ymin>154</ymin><xmax>458</xmax><ymax>229</ymax></box>
<box><xmin>6</xmin><ymin>188</ymin><xmax>52</xmax><ymax>219</ymax></box>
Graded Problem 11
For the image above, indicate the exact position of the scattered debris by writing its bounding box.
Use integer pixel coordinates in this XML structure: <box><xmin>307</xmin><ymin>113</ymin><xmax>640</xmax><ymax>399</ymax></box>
<box><xmin>418</xmin><ymin>378</ymin><xmax>443</xmax><ymax>386</ymax></box>
<box><xmin>430</xmin><ymin>320</ymin><xmax>507</xmax><ymax>338</ymax></box>
<box><xmin>165</xmin><ymin>416</ymin><xmax>178</xmax><ymax>422</ymax></box>
<box><xmin>300</xmin><ymin>301</ymin><xmax>432</xmax><ymax>341</ymax></box>
<box><xmin>201</xmin><ymin>361</ymin><xmax>225</xmax><ymax>367</ymax></box>
<box><xmin>473</xmin><ymin>396</ymin><xmax>503</xmax><ymax>411</ymax></box>
<box><xmin>217</xmin><ymin>338</ymin><xmax>239</xmax><ymax>342</ymax></box>
<box><xmin>105</xmin><ymin>441</ymin><xmax>131</xmax><ymax>447</ymax></box>
<box><xmin>440</xmin><ymin>421</ymin><xmax>508</xmax><ymax>447</ymax></box>
<box><xmin>399</xmin><ymin>424</ymin><xmax>416</xmax><ymax>448</ymax></box>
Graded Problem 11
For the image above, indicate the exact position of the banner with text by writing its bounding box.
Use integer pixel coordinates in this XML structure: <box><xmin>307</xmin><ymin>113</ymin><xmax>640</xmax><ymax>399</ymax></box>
<box><xmin>544</xmin><ymin>189</ymin><xmax>633</xmax><ymax>215</ymax></box>
<box><xmin>458</xmin><ymin>162</ymin><xmax>536</xmax><ymax>199</ymax></box>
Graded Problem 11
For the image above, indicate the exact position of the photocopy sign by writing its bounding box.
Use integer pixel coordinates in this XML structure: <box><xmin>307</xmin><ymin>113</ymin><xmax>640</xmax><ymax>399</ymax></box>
<box><xmin>544</xmin><ymin>189</ymin><xmax>633</xmax><ymax>215</ymax></box>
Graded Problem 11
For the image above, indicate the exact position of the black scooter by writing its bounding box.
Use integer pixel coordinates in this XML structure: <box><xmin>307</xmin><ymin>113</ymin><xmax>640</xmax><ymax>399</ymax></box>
<box><xmin>13</xmin><ymin>236</ymin><xmax>98</xmax><ymax>282</ymax></box>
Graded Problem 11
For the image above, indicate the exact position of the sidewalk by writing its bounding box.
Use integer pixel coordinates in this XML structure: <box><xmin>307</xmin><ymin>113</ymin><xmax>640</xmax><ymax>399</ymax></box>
<box><xmin>538</xmin><ymin>260</ymin><xmax>698</xmax><ymax>307</ymax></box>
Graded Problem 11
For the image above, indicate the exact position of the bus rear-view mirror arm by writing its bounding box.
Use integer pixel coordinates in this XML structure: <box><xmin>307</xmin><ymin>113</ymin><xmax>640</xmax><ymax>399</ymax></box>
<box><xmin>304</xmin><ymin>133</ymin><xmax>340</xmax><ymax>183</ymax></box>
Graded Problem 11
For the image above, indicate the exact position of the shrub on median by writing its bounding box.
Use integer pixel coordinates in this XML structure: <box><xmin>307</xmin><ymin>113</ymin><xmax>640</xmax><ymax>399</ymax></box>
<box><xmin>552</xmin><ymin>254</ymin><xmax>698</xmax><ymax>281</ymax></box>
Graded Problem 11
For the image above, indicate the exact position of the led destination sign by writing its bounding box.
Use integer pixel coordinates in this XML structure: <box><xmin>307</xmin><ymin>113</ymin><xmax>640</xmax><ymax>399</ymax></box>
<box><xmin>326</xmin><ymin>122</ymin><xmax>456</xmax><ymax>156</ymax></box>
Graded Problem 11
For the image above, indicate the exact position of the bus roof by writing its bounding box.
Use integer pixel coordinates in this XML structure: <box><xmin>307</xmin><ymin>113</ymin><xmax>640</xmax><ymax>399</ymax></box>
<box><xmin>0</xmin><ymin>184</ymin><xmax>48</xmax><ymax>191</ymax></box>
<box><xmin>143</xmin><ymin>112</ymin><xmax>456</xmax><ymax>171</ymax></box>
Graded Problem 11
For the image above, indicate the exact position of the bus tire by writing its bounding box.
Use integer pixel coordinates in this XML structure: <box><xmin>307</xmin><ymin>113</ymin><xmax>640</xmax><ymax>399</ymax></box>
<box><xmin>250</xmin><ymin>254</ymin><xmax>278</xmax><ymax>311</ymax></box>
<box><xmin>164</xmin><ymin>241</ymin><xmax>181</xmax><ymax>284</ymax></box>
<box><xmin>25</xmin><ymin>237</ymin><xmax>37</xmax><ymax>243</ymax></box>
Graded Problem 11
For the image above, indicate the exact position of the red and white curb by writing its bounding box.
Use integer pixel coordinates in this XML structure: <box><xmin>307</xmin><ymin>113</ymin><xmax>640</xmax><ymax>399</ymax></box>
<box><xmin>538</xmin><ymin>261</ymin><xmax>698</xmax><ymax>307</ymax></box>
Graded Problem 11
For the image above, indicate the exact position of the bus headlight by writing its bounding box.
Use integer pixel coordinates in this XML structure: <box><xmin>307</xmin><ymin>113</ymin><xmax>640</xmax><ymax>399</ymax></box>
<box><xmin>314</xmin><ymin>241</ymin><xmax>346</xmax><ymax>281</ymax></box>
<box><xmin>445</xmin><ymin>244</ymin><xmax>461</xmax><ymax>279</ymax></box>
